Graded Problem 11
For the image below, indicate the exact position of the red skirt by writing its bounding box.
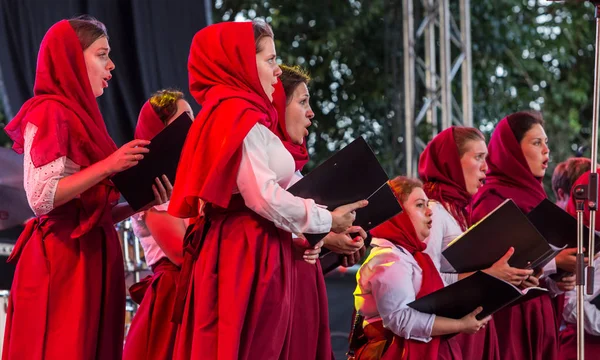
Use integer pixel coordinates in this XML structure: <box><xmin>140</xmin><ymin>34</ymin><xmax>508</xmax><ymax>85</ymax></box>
<box><xmin>452</xmin><ymin>318</ymin><xmax>500</xmax><ymax>360</ymax></box>
<box><xmin>123</xmin><ymin>257</ymin><xmax>180</xmax><ymax>360</ymax></box>
<box><xmin>172</xmin><ymin>197</ymin><xmax>295</xmax><ymax>360</ymax></box>
<box><xmin>493</xmin><ymin>295</ymin><xmax>559</xmax><ymax>360</ymax></box>
<box><xmin>287</xmin><ymin>256</ymin><xmax>333</xmax><ymax>360</ymax></box>
<box><xmin>354</xmin><ymin>320</ymin><xmax>462</xmax><ymax>360</ymax></box>
<box><xmin>2</xmin><ymin>200</ymin><xmax>125</xmax><ymax>360</ymax></box>
<box><xmin>558</xmin><ymin>323</ymin><xmax>600</xmax><ymax>360</ymax></box>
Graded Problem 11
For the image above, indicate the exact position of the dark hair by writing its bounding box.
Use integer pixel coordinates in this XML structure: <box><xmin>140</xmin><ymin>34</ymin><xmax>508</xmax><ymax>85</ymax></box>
<box><xmin>279</xmin><ymin>65</ymin><xmax>311</xmax><ymax>104</ymax></box>
<box><xmin>388</xmin><ymin>176</ymin><xmax>423</xmax><ymax>204</ymax></box>
<box><xmin>506</xmin><ymin>111</ymin><xmax>545</xmax><ymax>144</ymax></box>
<box><xmin>68</xmin><ymin>15</ymin><xmax>108</xmax><ymax>50</ymax></box>
<box><xmin>148</xmin><ymin>89</ymin><xmax>185</xmax><ymax>125</ymax></box>
<box><xmin>252</xmin><ymin>18</ymin><xmax>274</xmax><ymax>53</ymax></box>
<box><xmin>551</xmin><ymin>157</ymin><xmax>592</xmax><ymax>196</ymax></box>
<box><xmin>452</xmin><ymin>126</ymin><xmax>485</xmax><ymax>158</ymax></box>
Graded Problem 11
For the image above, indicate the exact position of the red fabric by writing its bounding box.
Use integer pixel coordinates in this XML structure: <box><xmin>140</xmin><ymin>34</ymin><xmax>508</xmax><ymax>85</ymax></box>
<box><xmin>172</xmin><ymin>196</ymin><xmax>295</xmax><ymax>360</ymax></box>
<box><xmin>134</xmin><ymin>100</ymin><xmax>165</xmax><ymax>141</ymax></box>
<box><xmin>272</xmin><ymin>76</ymin><xmax>332</xmax><ymax>360</ymax></box>
<box><xmin>2</xmin><ymin>201</ymin><xmax>124</xmax><ymax>360</ymax></box>
<box><xmin>4</xmin><ymin>20</ymin><xmax>119</xmax><ymax>239</ymax></box>
<box><xmin>168</xmin><ymin>21</ymin><xmax>278</xmax><ymax>217</ymax></box>
<box><xmin>558</xmin><ymin>323</ymin><xmax>600</xmax><ymax>360</ymax></box>
<box><xmin>2</xmin><ymin>20</ymin><xmax>124</xmax><ymax>360</ymax></box>
<box><xmin>123</xmin><ymin>258</ymin><xmax>180</xmax><ymax>360</ymax></box>
<box><xmin>418</xmin><ymin>127</ymin><xmax>472</xmax><ymax>231</ymax></box>
<box><xmin>469</xmin><ymin>117</ymin><xmax>558</xmax><ymax>360</ymax></box>
<box><xmin>273</xmin><ymin>81</ymin><xmax>309</xmax><ymax>172</ymax></box>
<box><xmin>369</xmin><ymin>211</ymin><xmax>445</xmax><ymax>359</ymax></box>
<box><xmin>471</xmin><ymin>117</ymin><xmax>546</xmax><ymax>222</ymax></box>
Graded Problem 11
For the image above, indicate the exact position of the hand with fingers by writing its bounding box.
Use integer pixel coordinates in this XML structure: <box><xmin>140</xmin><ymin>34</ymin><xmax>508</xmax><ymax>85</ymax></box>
<box><xmin>460</xmin><ymin>307</ymin><xmax>492</xmax><ymax>334</ymax></box>
<box><xmin>556</xmin><ymin>274</ymin><xmax>576</xmax><ymax>292</ymax></box>
<box><xmin>519</xmin><ymin>268</ymin><xmax>542</xmax><ymax>289</ymax></box>
<box><xmin>103</xmin><ymin>139</ymin><xmax>150</xmax><ymax>174</ymax></box>
<box><xmin>341</xmin><ymin>246</ymin><xmax>367</xmax><ymax>268</ymax></box>
<box><xmin>303</xmin><ymin>240</ymin><xmax>324</xmax><ymax>265</ymax></box>
<box><xmin>555</xmin><ymin>247</ymin><xmax>589</xmax><ymax>274</ymax></box>
<box><xmin>149</xmin><ymin>174</ymin><xmax>173</xmax><ymax>206</ymax></box>
<box><xmin>483</xmin><ymin>247</ymin><xmax>533</xmax><ymax>286</ymax></box>
<box><xmin>330</xmin><ymin>200</ymin><xmax>368</xmax><ymax>233</ymax></box>
<box><xmin>323</xmin><ymin>226</ymin><xmax>367</xmax><ymax>255</ymax></box>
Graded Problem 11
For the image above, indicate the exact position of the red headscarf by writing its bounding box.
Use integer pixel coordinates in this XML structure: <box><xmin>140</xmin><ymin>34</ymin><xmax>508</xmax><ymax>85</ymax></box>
<box><xmin>134</xmin><ymin>101</ymin><xmax>164</xmax><ymax>141</ymax></box>
<box><xmin>418</xmin><ymin>127</ymin><xmax>472</xmax><ymax>230</ymax></box>
<box><xmin>370</xmin><ymin>208</ymin><xmax>444</xmax><ymax>359</ymax></box>
<box><xmin>471</xmin><ymin>116</ymin><xmax>546</xmax><ymax>221</ymax></box>
<box><xmin>4</xmin><ymin>20</ymin><xmax>118</xmax><ymax>237</ymax></box>
<box><xmin>272</xmin><ymin>81</ymin><xmax>309</xmax><ymax>171</ymax></box>
<box><xmin>168</xmin><ymin>22</ymin><xmax>278</xmax><ymax>218</ymax></box>
<box><xmin>566</xmin><ymin>170</ymin><xmax>600</xmax><ymax>231</ymax></box>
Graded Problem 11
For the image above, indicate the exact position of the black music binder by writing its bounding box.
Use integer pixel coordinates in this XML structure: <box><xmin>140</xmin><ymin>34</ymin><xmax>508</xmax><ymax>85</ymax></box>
<box><xmin>287</xmin><ymin>137</ymin><xmax>402</xmax><ymax>246</ymax></box>
<box><xmin>442</xmin><ymin>199</ymin><xmax>562</xmax><ymax>272</ymax></box>
<box><xmin>112</xmin><ymin>112</ymin><xmax>193</xmax><ymax>211</ymax></box>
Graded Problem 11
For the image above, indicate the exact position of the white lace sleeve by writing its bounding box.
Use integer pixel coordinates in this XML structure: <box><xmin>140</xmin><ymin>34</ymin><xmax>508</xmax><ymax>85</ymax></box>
<box><xmin>23</xmin><ymin>123</ymin><xmax>80</xmax><ymax>216</ymax></box>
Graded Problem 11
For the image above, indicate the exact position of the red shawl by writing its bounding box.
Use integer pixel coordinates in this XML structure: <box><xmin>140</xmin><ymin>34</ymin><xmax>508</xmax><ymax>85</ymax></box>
<box><xmin>471</xmin><ymin>117</ymin><xmax>546</xmax><ymax>221</ymax></box>
<box><xmin>370</xmin><ymin>210</ymin><xmax>444</xmax><ymax>360</ymax></box>
<box><xmin>168</xmin><ymin>22</ymin><xmax>278</xmax><ymax>218</ymax></box>
<box><xmin>4</xmin><ymin>20</ymin><xmax>118</xmax><ymax>237</ymax></box>
<box><xmin>418</xmin><ymin>127</ymin><xmax>472</xmax><ymax>230</ymax></box>
<box><xmin>272</xmin><ymin>81</ymin><xmax>309</xmax><ymax>171</ymax></box>
<box><xmin>566</xmin><ymin>170</ymin><xmax>600</xmax><ymax>230</ymax></box>
<box><xmin>134</xmin><ymin>101</ymin><xmax>165</xmax><ymax>141</ymax></box>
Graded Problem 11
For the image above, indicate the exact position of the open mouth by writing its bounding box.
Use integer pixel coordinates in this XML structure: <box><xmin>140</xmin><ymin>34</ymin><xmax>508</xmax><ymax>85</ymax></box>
<box><xmin>427</xmin><ymin>220</ymin><xmax>433</xmax><ymax>228</ymax></box>
<box><xmin>542</xmin><ymin>159</ymin><xmax>549</xmax><ymax>169</ymax></box>
<box><xmin>478</xmin><ymin>177</ymin><xmax>486</xmax><ymax>187</ymax></box>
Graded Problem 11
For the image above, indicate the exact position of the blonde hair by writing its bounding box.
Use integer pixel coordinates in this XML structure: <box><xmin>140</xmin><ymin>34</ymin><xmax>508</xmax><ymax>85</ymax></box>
<box><xmin>148</xmin><ymin>89</ymin><xmax>185</xmax><ymax>125</ymax></box>
<box><xmin>388</xmin><ymin>176</ymin><xmax>423</xmax><ymax>204</ymax></box>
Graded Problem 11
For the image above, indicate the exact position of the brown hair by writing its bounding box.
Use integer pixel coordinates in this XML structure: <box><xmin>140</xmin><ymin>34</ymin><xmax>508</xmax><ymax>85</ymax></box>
<box><xmin>252</xmin><ymin>18</ymin><xmax>274</xmax><ymax>53</ymax></box>
<box><xmin>280</xmin><ymin>65</ymin><xmax>311</xmax><ymax>104</ymax></box>
<box><xmin>453</xmin><ymin>126</ymin><xmax>485</xmax><ymax>158</ymax></box>
<box><xmin>506</xmin><ymin>111</ymin><xmax>545</xmax><ymax>144</ymax></box>
<box><xmin>551</xmin><ymin>157</ymin><xmax>592</xmax><ymax>196</ymax></box>
<box><xmin>68</xmin><ymin>15</ymin><xmax>108</xmax><ymax>50</ymax></box>
<box><xmin>148</xmin><ymin>89</ymin><xmax>185</xmax><ymax>125</ymax></box>
<box><xmin>388</xmin><ymin>176</ymin><xmax>424</xmax><ymax>204</ymax></box>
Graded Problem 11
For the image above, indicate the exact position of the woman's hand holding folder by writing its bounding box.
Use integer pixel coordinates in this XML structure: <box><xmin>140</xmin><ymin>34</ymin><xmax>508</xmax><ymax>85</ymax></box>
<box><xmin>330</xmin><ymin>200</ymin><xmax>368</xmax><ymax>233</ymax></box>
<box><xmin>483</xmin><ymin>247</ymin><xmax>533</xmax><ymax>286</ymax></box>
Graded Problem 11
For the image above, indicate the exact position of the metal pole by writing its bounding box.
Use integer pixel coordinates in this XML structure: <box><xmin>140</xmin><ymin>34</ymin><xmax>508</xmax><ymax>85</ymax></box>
<box><xmin>459</xmin><ymin>0</ymin><xmax>473</xmax><ymax>127</ymax></box>
<box><xmin>439</xmin><ymin>0</ymin><xmax>452</xmax><ymax>129</ymax></box>
<box><xmin>403</xmin><ymin>0</ymin><xmax>416</xmax><ymax>176</ymax></box>
<box><xmin>424</xmin><ymin>0</ymin><xmax>438</xmax><ymax>133</ymax></box>
<box><xmin>575</xmin><ymin>199</ymin><xmax>586</xmax><ymax>360</ymax></box>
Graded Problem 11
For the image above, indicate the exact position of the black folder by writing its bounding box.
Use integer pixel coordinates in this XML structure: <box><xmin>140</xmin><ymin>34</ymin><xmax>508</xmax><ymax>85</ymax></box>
<box><xmin>442</xmin><ymin>199</ymin><xmax>561</xmax><ymax>273</ymax></box>
<box><xmin>112</xmin><ymin>112</ymin><xmax>193</xmax><ymax>211</ymax></box>
<box><xmin>287</xmin><ymin>137</ymin><xmax>402</xmax><ymax>246</ymax></box>
<box><xmin>408</xmin><ymin>271</ymin><xmax>548</xmax><ymax>320</ymax></box>
<box><xmin>527</xmin><ymin>199</ymin><xmax>600</xmax><ymax>255</ymax></box>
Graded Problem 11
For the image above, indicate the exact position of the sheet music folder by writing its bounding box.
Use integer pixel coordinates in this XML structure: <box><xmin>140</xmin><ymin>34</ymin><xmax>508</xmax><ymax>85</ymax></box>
<box><xmin>408</xmin><ymin>271</ymin><xmax>547</xmax><ymax>320</ymax></box>
<box><xmin>287</xmin><ymin>137</ymin><xmax>402</xmax><ymax>246</ymax></box>
<box><xmin>112</xmin><ymin>112</ymin><xmax>193</xmax><ymax>211</ymax></box>
<box><xmin>442</xmin><ymin>199</ymin><xmax>561</xmax><ymax>273</ymax></box>
<box><xmin>527</xmin><ymin>198</ymin><xmax>600</xmax><ymax>255</ymax></box>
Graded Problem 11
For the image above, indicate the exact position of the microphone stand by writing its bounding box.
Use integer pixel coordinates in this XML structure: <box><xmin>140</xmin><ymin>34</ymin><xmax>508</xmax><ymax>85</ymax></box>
<box><xmin>572</xmin><ymin>2</ymin><xmax>600</xmax><ymax>359</ymax></box>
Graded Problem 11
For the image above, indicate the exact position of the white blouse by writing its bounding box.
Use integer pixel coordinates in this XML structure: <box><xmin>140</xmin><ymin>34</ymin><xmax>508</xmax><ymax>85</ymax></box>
<box><xmin>424</xmin><ymin>201</ymin><xmax>461</xmax><ymax>285</ymax></box>
<box><xmin>131</xmin><ymin>202</ymin><xmax>170</xmax><ymax>267</ymax></box>
<box><xmin>23</xmin><ymin>122</ymin><xmax>80</xmax><ymax>216</ymax></box>
<box><xmin>236</xmin><ymin>123</ymin><xmax>332</xmax><ymax>236</ymax></box>
<box><xmin>354</xmin><ymin>237</ymin><xmax>436</xmax><ymax>342</ymax></box>
<box><xmin>563</xmin><ymin>258</ymin><xmax>600</xmax><ymax>335</ymax></box>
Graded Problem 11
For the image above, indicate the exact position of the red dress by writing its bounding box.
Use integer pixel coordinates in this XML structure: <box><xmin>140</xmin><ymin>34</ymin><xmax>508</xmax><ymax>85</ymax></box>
<box><xmin>169</xmin><ymin>22</ymin><xmax>331</xmax><ymax>360</ymax></box>
<box><xmin>123</xmin><ymin>258</ymin><xmax>180</xmax><ymax>360</ymax></box>
<box><xmin>272</xmin><ymin>82</ymin><xmax>333</xmax><ymax>360</ymax></box>
<box><xmin>418</xmin><ymin>127</ymin><xmax>500</xmax><ymax>360</ymax></box>
<box><xmin>471</xmin><ymin>116</ymin><xmax>559</xmax><ymax>360</ymax></box>
<box><xmin>3</xmin><ymin>20</ymin><xmax>124</xmax><ymax>360</ymax></box>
